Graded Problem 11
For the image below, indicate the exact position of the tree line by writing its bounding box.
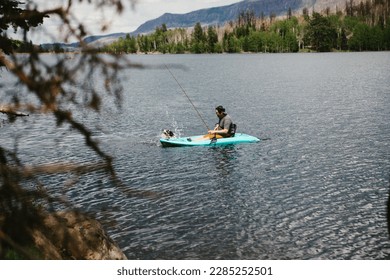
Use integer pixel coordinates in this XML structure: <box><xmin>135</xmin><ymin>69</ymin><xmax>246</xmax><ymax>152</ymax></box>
<box><xmin>101</xmin><ymin>0</ymin><xmax>390</xmax><ymax>53</ymax></box>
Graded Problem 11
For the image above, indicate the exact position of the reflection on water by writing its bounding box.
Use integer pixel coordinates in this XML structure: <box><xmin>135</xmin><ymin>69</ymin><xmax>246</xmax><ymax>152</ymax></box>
<box><xmin>388</xmin><ymin>181</ymin><xmax>390</xmax><ymax>240</ymax></box>
<box><xmin>211</xmin><ymin>146</ymin><xmax>238</xmax><ymax>176</ymax></box>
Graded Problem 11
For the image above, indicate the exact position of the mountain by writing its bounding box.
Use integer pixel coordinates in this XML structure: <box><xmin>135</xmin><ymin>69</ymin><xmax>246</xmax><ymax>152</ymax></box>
<box><xmin>87</xmin><ymin>0</ymin><xmax>306</xmax><ymax>47</ymax></box>
<box><xmin>133</xmin><ymin>0</ymin><xmax>304</xmax><ymax>34</ymax></box>
<box><xmin>132</xmin><ymin>0</ymin><xmax>348</xmax><ymax>35</ymax></box>
<box><xmin>42</xmin><ymin>0</ymin><xmax>346</xmax><ymax>49</ymax></box>
<box><xmin>40</xmin><ymin>33</ymin><xmax>128</xmax><ymax>51</ymax></box>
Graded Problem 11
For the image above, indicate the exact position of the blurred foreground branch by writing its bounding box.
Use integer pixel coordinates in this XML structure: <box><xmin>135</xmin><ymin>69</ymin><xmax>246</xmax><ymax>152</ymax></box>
<box><xmin>0</xmin><ymin>0</ymin><xmax>144</xmax><ymax>259</ymax></box>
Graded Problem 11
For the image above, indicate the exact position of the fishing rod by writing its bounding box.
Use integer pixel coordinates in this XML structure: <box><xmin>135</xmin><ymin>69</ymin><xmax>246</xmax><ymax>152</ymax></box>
<box><xmin>164</xmin><ymin>64</ymin><xmax>210</xmax><ymax>131</ymax></box>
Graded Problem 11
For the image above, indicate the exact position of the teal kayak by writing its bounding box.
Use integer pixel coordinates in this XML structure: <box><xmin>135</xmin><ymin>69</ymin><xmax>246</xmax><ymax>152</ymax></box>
<box><xmin>160</xmin><ymin>133</ymin><xmax>260</xmax><ymax>147</ymax></box>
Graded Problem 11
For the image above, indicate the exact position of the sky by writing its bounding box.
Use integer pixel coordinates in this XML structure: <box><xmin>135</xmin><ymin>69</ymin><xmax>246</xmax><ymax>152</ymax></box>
<box><xmin>23</xmin><ymin>0</ymin><xmax>242</xmax><ymax>43</ymax></box>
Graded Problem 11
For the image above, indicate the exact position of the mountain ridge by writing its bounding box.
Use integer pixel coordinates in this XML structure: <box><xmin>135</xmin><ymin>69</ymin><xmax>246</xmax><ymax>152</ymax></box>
<box><xmin>43</xmin><ymin>0</ymin><xmax>346</xmax><ymax>49</ymax></box>
<box><xmin>133</xmin><ymin>0</ymin><xmax>304</xmax><ymax>34</ymax></box>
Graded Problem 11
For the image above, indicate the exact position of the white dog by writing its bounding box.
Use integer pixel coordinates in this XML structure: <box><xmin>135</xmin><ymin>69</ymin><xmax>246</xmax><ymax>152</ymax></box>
<box><xmin>162</xmin><ymin>129</ymin><xmax>176</xmax><ymax>139</ymax></box>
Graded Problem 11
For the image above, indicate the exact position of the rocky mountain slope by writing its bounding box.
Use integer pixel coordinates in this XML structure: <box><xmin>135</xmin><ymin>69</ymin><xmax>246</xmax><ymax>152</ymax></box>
<box><xmin>47</xmin><ymin>0</ymin><xmax>347</xmax><ymax>49</ymax></box>
<box><xmin>133</xmin><ymin>0</ymin><xmax>347</xmax><ymax>34</ymax></box>
<box><xmin>134</xmin><ymin>0</ymin><xmax>303</xmax><ymax>34</ymax></box>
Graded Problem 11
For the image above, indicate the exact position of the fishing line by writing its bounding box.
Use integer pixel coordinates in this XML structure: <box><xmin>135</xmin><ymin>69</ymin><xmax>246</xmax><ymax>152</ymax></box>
<box><xmin>164</xmin><ymin>64</ymin><xmax>210</xmax><ymax>131</ymax></box>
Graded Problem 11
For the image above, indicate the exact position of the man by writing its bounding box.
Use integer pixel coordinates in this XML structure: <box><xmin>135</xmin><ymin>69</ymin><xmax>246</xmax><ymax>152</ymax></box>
<box><xmin>208</xmin><ymin>105</ymin><xmax>235</xmax><ymax>138</ymax></box>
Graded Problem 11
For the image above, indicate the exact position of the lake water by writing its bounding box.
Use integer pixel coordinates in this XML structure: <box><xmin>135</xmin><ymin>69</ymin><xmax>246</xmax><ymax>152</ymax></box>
<box><xmin>1</xmin><ymin>52</ymin><xmax>390</xmax><ymax>259</ymax></box>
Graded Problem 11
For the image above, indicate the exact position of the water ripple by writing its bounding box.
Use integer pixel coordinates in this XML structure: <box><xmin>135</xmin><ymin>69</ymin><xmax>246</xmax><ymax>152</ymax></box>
<box><xmin>2</xmin><ymin>53</ymin><xmax>390</xmax><ymax>259</ymax></box>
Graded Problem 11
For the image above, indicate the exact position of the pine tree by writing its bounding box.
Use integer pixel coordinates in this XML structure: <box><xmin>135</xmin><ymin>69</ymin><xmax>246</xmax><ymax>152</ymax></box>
<box><xmin>305</xmin><ymin>13</ymin><xmax>337</xmax><ymax>52</ymax></box>
<box><xmin>192</xmin><ymin>22</ymin><xmax>206</xmax><ymax>53</ymax></box>
<box><xmin>0</xmin><ymin>0</ymin><xmax>47</xmax><ymax>55</ymax></box>
<box><xmin>207</xmin><ymin>26</ymin><xmax>218</xmax><ymax>53</ymax></box>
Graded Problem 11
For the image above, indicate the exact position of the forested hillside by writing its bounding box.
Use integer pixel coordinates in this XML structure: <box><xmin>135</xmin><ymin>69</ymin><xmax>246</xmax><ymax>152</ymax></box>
<box><xmin>133</xmin><ymin>0</ymin><xmax>304</xmax><ymax>34</ymax></box>
<box><xmin>102</xmin><ymin>0</ymin><xmax>390</xmax><ymax>53</ymax></box>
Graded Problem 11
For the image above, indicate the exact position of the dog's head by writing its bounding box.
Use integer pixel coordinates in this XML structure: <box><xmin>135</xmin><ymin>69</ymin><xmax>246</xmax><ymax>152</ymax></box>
<box><xmin>162</xmin><ymin>129</ymin><xmax>175</xmax><ymax>138</ymax></box>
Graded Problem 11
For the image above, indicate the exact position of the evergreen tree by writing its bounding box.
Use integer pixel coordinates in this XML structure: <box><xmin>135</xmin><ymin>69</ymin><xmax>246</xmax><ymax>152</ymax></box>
<box><xmin>191</xmin><ymin>22</ymin><xmax>206</xmax><ymax>53</ymax></box>
<box><xmin>138</xmin><ymin>35</ymin><xmax>151</xmax><ymax>53</ymax></box>
<box><xmin>207</xmin><ymin>26</ymin><xmax>218</xmax><ymax>53</ymax></box>
<box><xmin>193</xmin><ymin>22</ymin><xmax>205</xmax><ymax>43</ymax></box>
<box><xmin>223</xmin><ymin>32</ymin><xmax>240</xmax><ymax>53</ymax></box>
<box><xmin>247</xmin><ymin>31</ymin><xmax>264</xmax><ymax>52</ymax></box>
<box><xmin>305</xmin><ymin>13</ymin><xmax>337</xmax><ymax>52</ymax></box>
<box><xmin>125</xmin><ymin>35</ymin><xmax>137</xmax><ymax>53</ymax></box>
<box><xmin>0</xmin><ymin>0</ymin><xmax>47</xmax><ymax>55</ymax></box>
<box><xmin>348</xmin><ymin>22</ymin><xmax>370</xmax><ymax>50</ymax></box>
